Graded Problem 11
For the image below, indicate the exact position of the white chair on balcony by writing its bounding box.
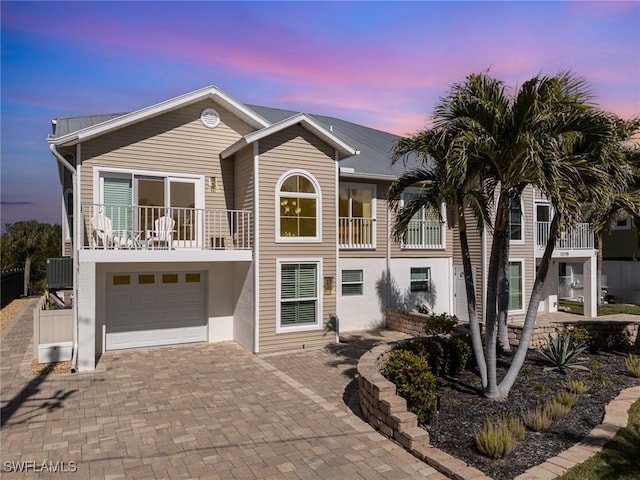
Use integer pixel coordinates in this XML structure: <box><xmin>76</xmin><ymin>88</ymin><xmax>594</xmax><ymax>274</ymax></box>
<box><xmin>146</xmin><ymin>216</ymin><xmax>175</xmax><ymax>249</ymax></box>
<box><xmin>90</xmin><ymin>213</ymin><xmax>116</xmax><ymax>249</ymax></box>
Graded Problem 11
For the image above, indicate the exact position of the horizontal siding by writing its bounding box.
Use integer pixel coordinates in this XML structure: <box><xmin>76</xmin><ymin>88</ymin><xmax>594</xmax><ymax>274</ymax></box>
<box><xmin>79</xmin><ymin>100</ymin><xmax>254</xmax><ymax>212</ymax></box>
<box><xmin>452</xmin><ymin>215</ymin><xmax>485</xmax><ymax>319</ymax></box>
<box><xmin>257</xmin><ymin>125</ymin><xmax>337</xmax><ymax>352</ymax></box>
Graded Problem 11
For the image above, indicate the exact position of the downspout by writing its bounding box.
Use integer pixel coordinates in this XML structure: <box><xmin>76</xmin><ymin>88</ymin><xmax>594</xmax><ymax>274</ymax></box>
<box><xmin>50</xmin><ymin>143</ymin><xmax>79</xmax><ymax>373</ymax></box>
<box><xmin>253</xmin><ymin>141</ymin><xmax>260</xmax><ymax>353</ymax></box>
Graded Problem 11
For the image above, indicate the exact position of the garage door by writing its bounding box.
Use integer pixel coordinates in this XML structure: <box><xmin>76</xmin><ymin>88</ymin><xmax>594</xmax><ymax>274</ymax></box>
<box><xmin>106</xmin><ymin>271</ymin><xmax>207</xmax><ymax>350</ymax></box>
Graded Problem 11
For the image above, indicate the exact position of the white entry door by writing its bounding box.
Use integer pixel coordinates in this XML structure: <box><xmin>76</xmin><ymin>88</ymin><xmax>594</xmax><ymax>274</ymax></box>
<box><xmin>106</xmin><ymin>271</ymin><xmax>207</xmax><ymax>350</ymax></box>
<box><xmin>453</xmin><ymin>265</ymin><xmax>477</xmax><ymax>322</ymax></box>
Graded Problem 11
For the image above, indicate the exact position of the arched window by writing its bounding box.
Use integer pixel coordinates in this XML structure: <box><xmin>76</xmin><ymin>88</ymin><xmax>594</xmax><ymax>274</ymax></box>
<box><xmin>276</xmin><ymin>171</ymin><xmax>321</xmax><ymax>242</ymax></box>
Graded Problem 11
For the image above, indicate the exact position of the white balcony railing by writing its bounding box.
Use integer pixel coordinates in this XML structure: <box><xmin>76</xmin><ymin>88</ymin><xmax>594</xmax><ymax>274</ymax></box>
<box><xmin>81</xmin><ymin>204</ymin><xmax>251</xmax><ymax>251</ymax></box>
<box><xmin>339</xmin><ymin>217</ymin><xmax>374</xmax><ymax>249</ymax></box>
<box><xmin>402</xmin><ymin>219</ymin><xmax>444</xmax><ymax>249</ymax></box>
<box><xmin>535</xmin><ymin>221</ymin><xmax>594</xmax><ymax>250</ymax></box>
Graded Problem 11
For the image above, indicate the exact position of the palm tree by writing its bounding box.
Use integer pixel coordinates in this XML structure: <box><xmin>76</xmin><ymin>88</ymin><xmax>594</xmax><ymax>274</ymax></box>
<box><xmin>389</xmin><ymin>72</ymin><xmax>621</xmax><ymax>400</ymax></box>
<box><xmin>5</xmin><ymin>221</ymin><xmax>51</xmax><ymax>296</ymax></box>
<box><xmin>388</xmin><ymin>127</ymin><xmax>492</xmax><ymax>388</ymax></box>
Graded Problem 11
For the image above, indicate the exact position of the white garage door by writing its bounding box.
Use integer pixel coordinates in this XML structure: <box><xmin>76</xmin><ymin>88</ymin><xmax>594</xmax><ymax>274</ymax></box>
<box><xmin>106</xmin><ymin>271</ymin><xmax>207</xmax><ymax>350</ymax></box>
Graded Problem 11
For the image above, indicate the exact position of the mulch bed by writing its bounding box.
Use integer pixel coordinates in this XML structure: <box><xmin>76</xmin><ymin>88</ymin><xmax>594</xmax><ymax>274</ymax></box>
<box><xmin>424</xmin><ymin>349</ymin><xmax>639</xmax><ymax>480</ymax></box>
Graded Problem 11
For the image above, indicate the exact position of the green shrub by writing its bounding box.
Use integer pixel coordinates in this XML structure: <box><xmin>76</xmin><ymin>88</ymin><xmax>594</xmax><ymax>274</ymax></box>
<box><xmin>447</xmin><ymin>337</ymin><xmax>472</xmax><ymax>376</ymax></box>
<box><xmin>554</xmin><ymin>392</ymin><xmax>578</xmax><ymax>408</ymax></box>
<box><xmin>561</xmin><ymin>379</ymin><xmax>590</xmax><ymax>394</ymax></box>
<box><xmin>497</xmin><ymin>413</ymin><xmax>526</xmax><ymax>442</ymax></box>
<box><xmin>475</xmin><ymin>419</ymin><xmax>515</xmax><ymax>459</ymax></box>
<box><xmin>382</xmin><ymin>349</ymin><xmax>437</xmax><ymax>425</ymax></box>
<box><xmin>544</xmin><ymin>400</ymin><xmax>572</xmax><ymax>421</ymax></box>
<box><xmin>423</xmin><ymin>312</ymin><xmax>459</xmax><ymax>336</ymax></box>
<box><xmin>522</xmin><ymin>407</ymin><xmax>554</xmax><ymax>432</ymax></box>
<box><xmin>625</xmin><ymin>354</ymin><xmax>640</xmax><ymax>378</ymax></box>
<box><xmin>537</xmin><ymin>332</ymin><xmax>589</xmax><ymax>373</ymax></box>
<box><xmin>415</xmin><ymin>303</ymin><xmax>430</xmax><ymax>315</ymax></box>
<box><xmin>410</xmin><ymin>336</ymin><xmax>471</xmax><ymax>377</ymax></box>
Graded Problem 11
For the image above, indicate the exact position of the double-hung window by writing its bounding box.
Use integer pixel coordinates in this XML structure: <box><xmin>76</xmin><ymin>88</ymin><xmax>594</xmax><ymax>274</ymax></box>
<box><xmin>278</xmin><ymin>260</ymin><xmax>322</xmax><ymax>332</ymax></box>
<box><xmin>341</xmin><ymin>269</ymin><xmax>364</xmax><ymax>296</ymax></box>
<box><xmin>276</xmin><ymin>171</ymin><xmax>321</xmax><ymax>242</ymax></box>
<box><xmin>410</xmin><ymin>267</ymin><xmax>431</xmax><ymax>292</ymax></box>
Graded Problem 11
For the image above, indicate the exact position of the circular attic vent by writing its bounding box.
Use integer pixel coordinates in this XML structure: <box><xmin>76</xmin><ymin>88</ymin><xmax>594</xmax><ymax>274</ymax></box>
<box><xmin>200</xmin><ymin>108</ymin><xmax>220</xmax><ymax>128</ymax></box>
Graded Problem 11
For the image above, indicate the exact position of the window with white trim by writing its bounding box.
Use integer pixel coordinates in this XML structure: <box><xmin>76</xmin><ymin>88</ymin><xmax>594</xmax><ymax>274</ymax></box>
<box><xmin>401</xmin><ymin>192</ymin><xmax>444</xmax><ymax>249</ymax></box>
<box><xmin>410</xmin><ymin>267</ymin><xmax>431</xmax><ymax>292</ymax></box>
<box><xmin>341</xmin><ymin>269</ymin><xmax>364</xmax><ymax>296</ymax></box>
<box><xmin>508</xmin><ymin>260</ymin><xmax>524</xmax><ymax>311</ymax></box>
<box><xmin>277</xmin><ymin>172</ymin><xmax>320</xmax><ymax>241</ymax></box>
<box><xmin>278</xmin><ymin>261</ymin><xmax>321</xmax><ymax>332</ymax></box>
<box><xmin>339</xmin><ymin>184</ymin><xmax>375</xmax><ymax>248</ymax></box>
<box><xmin>508</xmin><ymin>194</ymin><xmax>523</xmax><ymax>241</ymax></box>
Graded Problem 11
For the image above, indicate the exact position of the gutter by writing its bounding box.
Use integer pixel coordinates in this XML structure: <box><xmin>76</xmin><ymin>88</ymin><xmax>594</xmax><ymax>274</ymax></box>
<box><xmin>49</xmin><ymin>144</ymin><xmax>79</xmax><ymax>373</ymax></box>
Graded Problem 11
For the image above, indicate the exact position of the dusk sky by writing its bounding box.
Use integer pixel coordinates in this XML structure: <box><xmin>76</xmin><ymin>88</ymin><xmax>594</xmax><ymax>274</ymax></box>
<box><xmin>2</xmin><ymin>1</ymin><xmax>639</xmax><ymax>228</ymax></box>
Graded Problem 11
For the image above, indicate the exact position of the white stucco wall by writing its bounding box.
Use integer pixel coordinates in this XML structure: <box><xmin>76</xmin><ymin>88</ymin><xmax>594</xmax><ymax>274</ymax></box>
<box><xmin>388</xmin><ymin>257</ymin><xmax>452</xmax><ymax>315</ymax></box>
<box><xmin>337</xmin><ymin>257</ymin><xmax>453</xmax><ymax>332</ymax></box>
<box><xmin>338</xmin><ymin>258</ymin><xmax>387</xmax><ymax>331</ymax></box>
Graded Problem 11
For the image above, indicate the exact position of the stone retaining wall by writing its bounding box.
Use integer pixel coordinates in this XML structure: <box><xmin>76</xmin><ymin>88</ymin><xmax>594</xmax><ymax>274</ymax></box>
<box><xmin>509</xmin><ymin>320</ymin><xmax>639</xmax><ymax>349</ymax></box>
<box><xmin>357</xmin><ymin>341</ymin><xmax>490</xmax><ymax>480</ymax></box>
<box><xmin>385</xmin><ymin>308</ymin><xmax>428</xmax><ymax>337</ymax></box>
<box><xmin>386</xmin><ymin>308</ymin><xmax>640</xmax><ymax>350</ymax></box>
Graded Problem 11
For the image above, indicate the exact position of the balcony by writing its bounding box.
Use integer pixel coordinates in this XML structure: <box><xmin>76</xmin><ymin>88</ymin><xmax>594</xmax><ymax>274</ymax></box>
<box><xmin>402</xmin><ymin>219</ymin><xmax>444</xmax><ymax>249</ymax></box>
<box><xmin>80</xmin><ymin>204</ymin><xmax>251</xmax><ymax>253</ymax></box>
<box><xmin>535</xmin><ymin>221</ymin><xmax>594</xmax><ymax>255</ymax></box>
<box><xmin>339</xmin><ymin>217</ymin><xmax>375</xmax><ymax>249</ymax></box>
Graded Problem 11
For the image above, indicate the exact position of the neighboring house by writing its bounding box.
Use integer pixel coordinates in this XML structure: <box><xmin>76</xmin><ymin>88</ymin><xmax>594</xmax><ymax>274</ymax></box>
<box><xmin>451</xmin><ymin>186</ymin><xmax>599</xmax><ymax>323</ymax></box>
<box><xmin>49</xmin><ymin>86</ymin><xmax>453</xmax><ymax>371</ymax></box>
<box><xmin>602</xmin><ymin>214</ymin><xmax>640</xmax><ymax>304</ymax></box>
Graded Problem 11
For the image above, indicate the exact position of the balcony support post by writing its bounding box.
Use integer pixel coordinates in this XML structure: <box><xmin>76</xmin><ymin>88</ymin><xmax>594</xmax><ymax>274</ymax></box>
<box><xmin>583</xmin><ymin>255</ymin><xmax>598</xmax><ymax>317</ymax></box>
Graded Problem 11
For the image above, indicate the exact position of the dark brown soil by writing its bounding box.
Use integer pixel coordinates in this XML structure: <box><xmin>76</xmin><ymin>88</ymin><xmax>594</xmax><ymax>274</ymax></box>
<box><xmin>425</xmin><ymin>349</ymin><xmax>639</xmax><ymax>480</ymax></box>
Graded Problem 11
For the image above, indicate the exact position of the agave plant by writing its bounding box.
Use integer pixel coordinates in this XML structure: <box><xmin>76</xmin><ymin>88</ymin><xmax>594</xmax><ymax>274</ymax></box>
<box><xmin>536</xmin><ymin>332</ymin><xmax>589</xmax><ymax>373</ymax></box>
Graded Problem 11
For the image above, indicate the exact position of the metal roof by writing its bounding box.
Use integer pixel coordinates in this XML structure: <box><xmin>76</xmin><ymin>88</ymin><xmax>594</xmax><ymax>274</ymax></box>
<box><xmin>50</xmin><ymin>97</ymin><xmax>419</xmax><ymax>178</ymax></box>
<box><xmin>52</xmin><ymin>114</ymin><xmax>126</xmax><ymax>138</ymax></box>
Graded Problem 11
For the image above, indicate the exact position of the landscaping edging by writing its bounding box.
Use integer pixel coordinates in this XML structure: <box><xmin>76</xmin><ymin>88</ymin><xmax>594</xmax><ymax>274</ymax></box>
<box><xmin>357</xmin><ymin>338</ymin><xmax>640</xmax><ymax>480</ymax></box>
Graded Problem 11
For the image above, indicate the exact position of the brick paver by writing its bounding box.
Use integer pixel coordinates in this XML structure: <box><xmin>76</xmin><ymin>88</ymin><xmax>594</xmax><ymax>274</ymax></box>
<box><xmin>1</xmin><ymin>303</ymin><xmax>438</xmax><ymax>479</ymax></box>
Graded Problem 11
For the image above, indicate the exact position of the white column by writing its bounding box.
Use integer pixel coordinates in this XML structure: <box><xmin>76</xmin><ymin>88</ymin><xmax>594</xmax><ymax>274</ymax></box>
<box><xmin>546</xmin><ymin>260</ymin><xmax>559</xmax><ymax>313</ymax></box>
<box><xmin>77</xmin><ymin>261</ymin><xmax>96</xmax><ymax>371</ymax></box>
<box><xmin>583</xmin><ymin>255</ymin><xmax>598</xmax><ymax>318</ymax></box>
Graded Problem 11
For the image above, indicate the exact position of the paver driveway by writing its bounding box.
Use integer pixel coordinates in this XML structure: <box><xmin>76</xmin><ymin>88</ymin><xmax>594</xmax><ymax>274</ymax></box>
<box><xmin>1</xmin><ymin>299</ymin><xmax>446</xmax><ymax>479</ymax></box>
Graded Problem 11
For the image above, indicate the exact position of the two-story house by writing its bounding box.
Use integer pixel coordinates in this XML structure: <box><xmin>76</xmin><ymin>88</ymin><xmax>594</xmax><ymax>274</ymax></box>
<box><xmin>49</xmin><ymin>86</ymin><xmax>453</xmax><ymax>371</ymax></box>
<box><xmin>49</xmin><ymin>85</ymin><xmax>600</xmax><ymax>372</ymax></box>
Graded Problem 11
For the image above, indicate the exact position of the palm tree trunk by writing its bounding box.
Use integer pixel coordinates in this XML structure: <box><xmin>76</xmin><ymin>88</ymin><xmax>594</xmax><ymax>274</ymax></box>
<box><xmin>458</xmin><ymin>211</ymin><xmax>488</xmax><ymax>388</ymax></box>
<box><xmin>498</xmin><ymin>215</ymin><xmax>560</xmax><ymax>397</ymax></box>
<box><xmin>497</xmin><ymin>232</ymin><xmax>511</xmax><ymax>352</ymax></box>
<box><xmin>484</xmin><ymin>195</ymin><xmax>508</xmax><ymax>399</ymax></box>
<box><xmin>23</xmin><ymin>255</ymin><xmax>32</xmax><ymax>296</ymax></box>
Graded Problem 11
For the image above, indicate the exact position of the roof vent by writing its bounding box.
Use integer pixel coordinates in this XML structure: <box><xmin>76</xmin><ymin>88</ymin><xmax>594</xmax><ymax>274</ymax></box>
<box><xmin>200</xmin><ymin>108</ymin><xmax>220</xmax><ymax>128</ymax></box>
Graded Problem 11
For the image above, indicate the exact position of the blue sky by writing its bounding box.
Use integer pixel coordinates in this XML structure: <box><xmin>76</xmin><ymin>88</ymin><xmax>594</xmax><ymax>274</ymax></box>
<box><xmin>2</xmin><ymin>1</ymin><xmax>639</xmax><ymax>227</ymax></box>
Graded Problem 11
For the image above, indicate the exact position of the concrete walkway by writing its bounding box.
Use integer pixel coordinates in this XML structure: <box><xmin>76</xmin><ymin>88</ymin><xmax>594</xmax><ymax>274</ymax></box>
<box><xmin>1</xmin><ymin>301</ymin><xmax>447</xmax><ymax>479</ymax></box>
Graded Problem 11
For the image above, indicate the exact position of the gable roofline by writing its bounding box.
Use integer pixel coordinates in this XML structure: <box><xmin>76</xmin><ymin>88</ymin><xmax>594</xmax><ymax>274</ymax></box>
<box><xmin>48</xmin><ymin>85</ymin><xmax>271</xmax><ymax>146</ymax></box>
<box><xmin>220</xmin><ymin>112</ymin><xmax>359</xmax><ymax>160</ymax></box>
